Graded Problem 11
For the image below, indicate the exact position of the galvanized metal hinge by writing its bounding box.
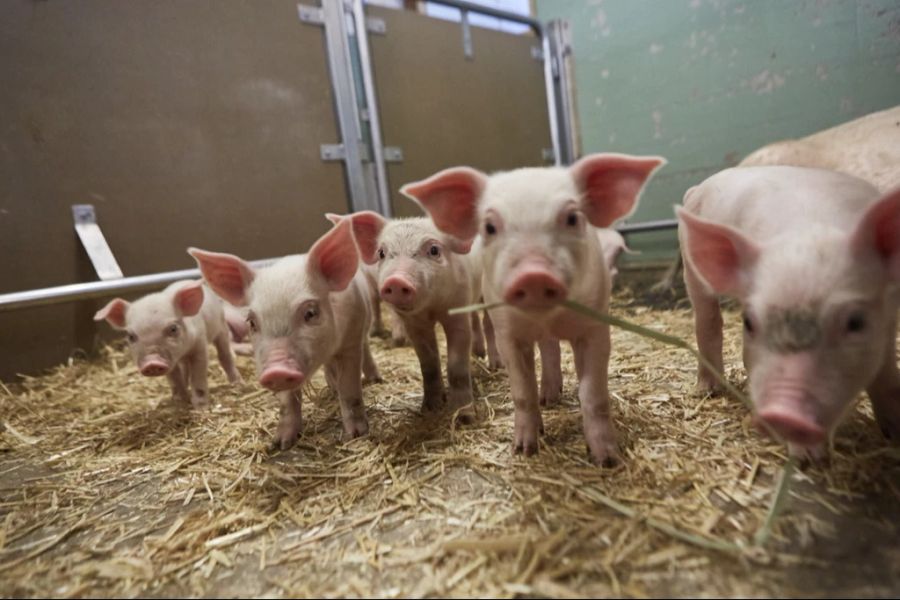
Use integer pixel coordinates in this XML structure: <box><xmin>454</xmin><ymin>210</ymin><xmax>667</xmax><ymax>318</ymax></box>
<box><xmin>531</xmin><ymin>45</ymin><xmax>544</xmax><ymax>61</ymax></box>
<box><xmin>321</xmin><ymin>143</ymin><xmax>403</xmax><ymax>163</ymax></box>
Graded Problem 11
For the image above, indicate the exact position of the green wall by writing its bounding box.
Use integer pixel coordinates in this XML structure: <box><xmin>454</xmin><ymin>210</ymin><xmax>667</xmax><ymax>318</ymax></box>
<box><xmin>536</xmin><ymin>0</ymin><xmax>900</xmax><ymax>263</ymax></box>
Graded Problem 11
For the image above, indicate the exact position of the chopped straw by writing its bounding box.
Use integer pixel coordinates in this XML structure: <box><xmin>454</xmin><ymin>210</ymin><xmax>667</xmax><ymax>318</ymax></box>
<box><xmin>0</xmin><ymin>285</ymin><xmax>894</xmax><ymax>597</ymax></box>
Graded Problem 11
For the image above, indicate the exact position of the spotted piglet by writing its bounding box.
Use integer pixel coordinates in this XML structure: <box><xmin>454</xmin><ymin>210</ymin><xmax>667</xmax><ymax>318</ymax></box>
<box><xmin>405</xmin><ymin>153</ymin><xmax>665</xmax><ymax>465</ymax></box>
<box><xmin>94</xmin><ymin>280</ymin><xmax>241</xmax><ymax>408</ymax></box>
<box><xmin>189</xmin><ymin>219</ymin><xmax>380</xmax><ymax>450</ymax></box>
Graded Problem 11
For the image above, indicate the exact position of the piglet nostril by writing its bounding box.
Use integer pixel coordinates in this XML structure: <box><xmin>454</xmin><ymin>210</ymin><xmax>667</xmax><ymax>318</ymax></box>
<box><xmin>515</xmin><ymin>290</ymin><xmax>526</xmax><ymax>300</ymax></box>
<box><xmin>545</xmin><ymin>288</ymin><xmax>557</xmax><ymax>299</ymax></box>
<box><xmin>401</xmin><ymin>287</ymin><xmax>411</xmax><ymax>296</ymax></box>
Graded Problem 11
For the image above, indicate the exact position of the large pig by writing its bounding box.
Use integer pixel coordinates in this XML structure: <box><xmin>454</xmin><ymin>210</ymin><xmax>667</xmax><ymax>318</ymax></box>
<box><xmin>677</xmin><ymin>165</ymin><xmax>900</xmax><ymax>458</ymax></box>
<box><xmin>94</xmin><ymin>280</ymin><xmax>241</xmax><ymax>408</ymax></box>
<box><xmin>337</xmin><ymin>211</ymin><xmax>485</xmax><ymax>423</ymax></box>
<box><xmin>403</xmin><ymin>153</ymin><xmax>665</xmax><ymax>465</ymax></box>
<box><xmin>188</xmin><ymin>219</ymin><xmax>380</xmax><ymax>449</ymax></box>
<box><xmin>739</xmin><ymin>105</ymin><xmax>900</xmax><ymax>194</ymax></box>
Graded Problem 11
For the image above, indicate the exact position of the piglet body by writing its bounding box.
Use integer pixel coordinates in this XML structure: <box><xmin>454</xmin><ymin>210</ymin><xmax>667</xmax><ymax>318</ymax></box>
<box><xmin>344</xmin><ymin>213</ymin><xmax>481</xmax><ymax>422</ymax></box>
<box><xmin>94</xmin><ymin>280</ymin><xmax>240</xmax><ymax>408</ymax></box>
<box><xmin>405</xmin><ymin>153</ymin><xmax>665</xmax><ymax>465</ymax></box>
<box><xmin>190</xmin><ymin>219</ymin><xmax>379</xmax><ymax>449</ymax></box>
<box><xmin>678</xmin><ymin>165</ymin><xmax>900</xmax><ymax>457</ymax></box>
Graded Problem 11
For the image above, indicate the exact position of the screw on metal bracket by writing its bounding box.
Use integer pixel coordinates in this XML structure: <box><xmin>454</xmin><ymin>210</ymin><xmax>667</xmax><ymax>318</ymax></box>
<box><xmin>72</xmin><ymin>204</ymin><xmax>124</xmax><ymax>281</ymax></box>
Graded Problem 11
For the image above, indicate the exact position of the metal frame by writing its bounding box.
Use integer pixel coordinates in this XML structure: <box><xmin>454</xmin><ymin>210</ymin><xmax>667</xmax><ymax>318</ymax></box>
<box><xmin>0</xmin><ymin>1</ymin><xmax>675</xmax><ymax>316</ymax></box>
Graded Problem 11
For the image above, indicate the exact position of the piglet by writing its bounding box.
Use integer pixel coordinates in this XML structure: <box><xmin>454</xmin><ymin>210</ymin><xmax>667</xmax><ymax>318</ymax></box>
<box><xmin>596</xmin><ymin>228</ymin><xmax>634</xmax><ymax>281</ymax></box>
<box><xmin>338</xmin><ymin>211</ymin><xmax>482</xmax><ymax>422</ymax></box>
<box><xmin>677</xmin><ymin>165</ymin><xmax>900</xmax><ymax>459</ymax></box>
<box><xmin>404</xmin><ymin>153</ymin><xmax>665</xmax><ymax>465</ymax></box>
<box><xmin>189</xmin><ymin>219</ymin><xmax>380</xmax><ymax>449</ymax></box>
<box><xmin>94</xmin><ymin>280</ymin><xmax>241</xmax><ymax>408</ymax></box>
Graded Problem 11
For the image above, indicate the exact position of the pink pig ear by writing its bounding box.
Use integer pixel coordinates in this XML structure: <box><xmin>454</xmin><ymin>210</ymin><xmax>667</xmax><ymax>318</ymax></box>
<box><xmin>94</xmin><ymin>298</ymin><xmax>130</xmax><ymax>329</ymax></box>
<box><xmin>307</xmin><ymin>217</ymin><xmax>359</xmax><ymax>291</ymax></box>
<box><xmin>676</xmin><ymin>207</ymin><xmax>760</xmax><ymax>297</ymax></box>
<box><xmin>324</xmin><ymin>213</ymin><xmax>342</xmax><ymax>226</ymax></box>
<box><xmin>173</xmin><ymin>280</ymin><xmax>205</xmax><ymax>317</ymax></box>
<box><xmin>851</xmin><ymin>187</ymin><xmax>900</xmax><ymax>280</ymax></box>
<box><xmin>445</xmin><ymin>235</ymin><xmax>473</xmax><ymax>255</ymax></box>
<box><xmin>401</xmin><ymin>167</ymin><xmax>488</xmax><ymax>242</ymax></box>
<box><xmin>570</xmin><ymin>153</ymin><xmax>666</xmax><ymax>228</ymax></box>
<box><xmin>348</xmin><ymin>211</ymin><xmax>387</xmax><ymax>265</ymax></box>
<box><xmin>187</xmin><ymin>247</ymin><xmax>255</xmax><ymax>307</ymax></box>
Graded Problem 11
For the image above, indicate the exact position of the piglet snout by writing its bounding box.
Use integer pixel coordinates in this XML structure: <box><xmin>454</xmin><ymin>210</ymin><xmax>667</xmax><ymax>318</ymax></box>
<box><xmin>259</xmin><ymin>366</ymin><xmax>306</xmax><ymax>391</ymax></box>
<box><xmin>504</xmin><ymin>261</ymin><xmax>567</xmax><ymax>310</ymax></box>
<box><xmin>380</xmin><ymin>275</ymin><xmax>417</xmax><ymax>310</ymax></box>
<box><xmin>139</xmin><ymin>356</ymin><xmax>170</xmax><ymax>377</ymax></box>
<box><xmin>756</xmin><ymin>392</ymin><xmax>825</xmax><ymax>446</ymax></box>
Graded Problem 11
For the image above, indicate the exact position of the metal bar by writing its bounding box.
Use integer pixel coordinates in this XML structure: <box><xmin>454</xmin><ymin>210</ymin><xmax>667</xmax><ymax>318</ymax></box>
<box><xmin>546</xmin><ymin>20</ymin><xmax>577</xmax><ymax>165</ymax></box>
<box><xmin>320</xmin><ymin>0</ymin><xmax>377</xmax><ymax>212</ymax></box>
<box><xmin>615</xmin><ymin>219</ymin><xmax>678</xmax><ymax>234</ymax></box>
<box><xmin>426</xmin><ymin>0</ymin><xmax>542</xmax><ymax>34</ymax></box>
<box><xmin>350</xmin><ymin>0</ymin><xmax>393</xmax><ymax>217</ymax></box>
<box><xmin>72</xmin><ymin>204</ymin><xmax>124</xmax><ymax>281</ymax></box>
<box><xmin>542</xmin><ymin>33</ymin><xmax>562</xmax><ymax>167</ymax></box>
<box><xmin>0</xmin><ymin>258</ymin><xmax>278</xmax><ymax>314</ymax></box>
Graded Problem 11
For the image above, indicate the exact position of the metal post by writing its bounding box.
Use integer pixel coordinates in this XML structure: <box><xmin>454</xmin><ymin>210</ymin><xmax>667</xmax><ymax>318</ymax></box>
<box><xmin>320</xmin><ymin>0</ymin><xmax>379</xmax><ymax>213</ymax></box>
<box><xmin>545</xmin><ymin>20</ymin><xmax>578</xmax><ymax>165</ymax></box>
<box><xmin>350</xmin><ymin>0</ymin><xmax>393</xmax><ymax>217</ymax></box>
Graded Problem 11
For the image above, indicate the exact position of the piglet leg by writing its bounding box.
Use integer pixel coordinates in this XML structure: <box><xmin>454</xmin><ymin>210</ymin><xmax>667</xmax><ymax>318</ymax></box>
<box><xmin>539</xmin><ymin>339</ymin><xmax>563</xmax><ymax>407</ymax></box>
<box><xmin>500</xmin><ymin>335</ymin><xmax>542</xmax><ymax>456</ymax></box>
<box><xmin>186</xmin><ymin>346</ymin><xmax>210</xmax><ymax>409</ymax></box>
<box><xmin>867</xmin><ymin>313</ymin><xmax>900</xmax><ymax>441</ymax></box>
<box><xmin>362</xmin><ymin>340</ymin><xmax>382</xmax><ymax>384</ymax></box>
<box><xmin>684</xmin><ymin>261</ymin><xmax>726</xmax><ymax>395</ymax></box>
<box><xmin>405</xmin><ymin>318</ymin><xmax>445</xmax><ymax>412</ymax></box>
<box><xmin>213</xmin><ymin>331</ymin><xmax>242</xmax><ymax>384</ymax></box>
<box><xmin>443</xmin><ymin>313</ymin><xmax>476</xmax><ymax>423</ymax></box>
<box><xmin>483</xmin><ymin>311</ymin><xmax>503</xmax><ymax>370</ymax></box>
<box><xmin>274</xmin><ymin>390</ymin><xmax>302</xmax><ymax>450</ymax></box>
<box><xmin>167</xmin><ymin>363</ymin><xmax>190</xmax><ymax>404</ymax></box>
<box><xmin>333</xmin><ymin>351</ymin><xmax>369</xmax><ymax>440</ymax></box>
<box><xmin>573</xmin><ymin>325</ymin><xmax>620</xmax><ymax>467</ymax></box>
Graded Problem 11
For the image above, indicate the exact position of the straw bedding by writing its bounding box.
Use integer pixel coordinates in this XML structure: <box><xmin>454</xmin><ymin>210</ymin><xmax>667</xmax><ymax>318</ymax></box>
<box><xmin>1</xmin><ymin>284</ymin><xmax>899</xmax><ymax>597</ymax></box>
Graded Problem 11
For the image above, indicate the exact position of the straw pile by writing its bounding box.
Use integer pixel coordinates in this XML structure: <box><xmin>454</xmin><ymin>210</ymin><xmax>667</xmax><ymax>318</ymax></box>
<box><xmin>2</xmin><ymin>283</ymin><xmax>899</xmax><ymax>597</ymax></box>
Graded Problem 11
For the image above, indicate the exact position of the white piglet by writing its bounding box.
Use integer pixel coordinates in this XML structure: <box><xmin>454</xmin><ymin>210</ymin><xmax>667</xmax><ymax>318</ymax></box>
<box><xmin>189</xmin><ymin>219</ymin><xmax>380</xmax><ymax>450</ymax></box>
<box><xmin>404</xmin><ymin>153</ymin><xmax>665</xmax><ymax>466</ymax></box>
<box><xmin>340</xmin><ymin>211</ymin><xmax>483</xmax><ymax>423</ymax></box>
<box><xmin>677</xmin><ymin>165</ymin><xmax>900</xmax><ymax>458</ymax></box>
<box><xmin>94</xmin><ymin>280</ymin><xmax>241</xmax><ymax>408</ymax></box>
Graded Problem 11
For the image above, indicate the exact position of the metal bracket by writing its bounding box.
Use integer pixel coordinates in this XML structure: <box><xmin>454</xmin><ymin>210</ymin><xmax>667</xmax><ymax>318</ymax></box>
<box><xmin>320</xmin><ymin>143</ymin><xmax>346</xmax><ymax>161</ymax></box>
<box><xmin>298</xmin><ymin>3</ymin><xmax>386</xmax><ymax>34</ymax></box>
<box><xmin>383</xmin><ymin>146</ymin><xmax>404</xmax><ymax>163</ymax></box>
<box><xmin>541</xmin><ymin>148</ymin><xmax>555</xmax><ymax>163</ymax></box>
<box><xmin>461</xmin><ymin>10</ymin><xmax>473</xmax><ymax>60</ymax></box>
<box><xmin>531</xmin><ymin>45</ymin><xmax>544</xmax><ymax>61</ymax></box>
<box><xmin>72</xmin><ymin>205</ymin><xmax>124</xmax><ymax>281</ymax></box>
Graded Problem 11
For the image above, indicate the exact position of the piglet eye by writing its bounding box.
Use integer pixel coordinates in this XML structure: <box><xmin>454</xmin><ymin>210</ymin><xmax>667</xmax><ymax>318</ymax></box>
<box><xmin>303</xmin><ymin>303</ymin><xmax>320</xmax><ymax>323</ymax></box>
<box><xmin>743</xmin><ymin>313</ymin><xmax>754</xmax><ymax>335</ymax></box>
<box><xmin>165</xmin><ymin>324</ymin><xmax>179</xmax><ymax>337</ymax></box>
<box><xmin>126</xmin><ymin>332</ymin><xmax>137</xmax><ymax>344</ymax></box>
<box><xmin>846</xmin><ymin>311</ymin><xmax>866</xmax><ymax>333</ymax></box>
<box><xmin>246</xmin><ymin>316</ymin><xmax>258</xmax><ymax>333</ymax></box>
<box><xmin>378</xmin><ymin>248</ymin><xmax>386</xmax><ymax>260</ymax></box>
<box><xmin>429</xmin><ymin>244</ymin><xmax>441</xmax><ymax>257</ymax></box>
<box><xmin>485</xmin><ymin>222</ymin><xmax>496</xmax><ymax>235</ymax></box>
<box><xmin>566</xmin><ymin>212</ymin><xmax>578</xmax><ymax>227</ymax></box>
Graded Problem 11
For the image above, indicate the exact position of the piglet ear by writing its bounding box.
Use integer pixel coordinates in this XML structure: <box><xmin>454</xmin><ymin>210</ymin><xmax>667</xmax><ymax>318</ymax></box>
<box><xmin>94</xmin><ymin>298</ymin><xmax>130</xmax><ymax>329</ymax></box>
<box><xmin>188</xmin><ymin>247</ymin><xmax>255</xmax><ymax>307</ymax></box>
<box><xmin>850</xmin><ymin>187</ymin><xmax>900</xmax><ymax>280</ymax></box>
<box><xmin>676</xmin><ymin>206</ymin><xmax>759</xmax><ymax>297</ymax></box>
<box><xmin>324</xmin><ymin>213</ymin><xmax>342</xmax><ymax>226</ymax></box>
<box><xmin>347</xmin><ymin>211</ymin><xmax>387</xmax><ymax>265</ymax></box>
<box><xmin>173</xmin><ymin>280</ymin><xmax>205</xmax><ymax>317</ymax></box>
<box><xmin>308</xmin><ymin>217</ymin><xmax>359</xmax><ymax>292</ymax></box>
<box><xmin>401</xmin><ymin>167</ymin><xmax>487</xmax><ymax>242</ymax></box>
<box><xmin>445</xmin><ymin>235</ymin><xmax>473</xmax><ymax>255</ymax></box>
<box><xmin>571</xmin><ymin>153</ymin><xmax>666</xmax><ymax>228</ymax></box>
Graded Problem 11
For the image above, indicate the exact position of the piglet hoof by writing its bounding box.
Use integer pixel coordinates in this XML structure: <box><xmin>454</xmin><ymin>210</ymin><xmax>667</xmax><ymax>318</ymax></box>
<box><xmin>190</xmin><ymin>391</ymin><xmax>210</xmax><ymax>410</ymax></box>
<box><xmin>540</xmin><ymin>388</ymin><xmax>561</xmax><ymax>408</ymax></box>
<box><xmin>227</xmin><ymin>370</ymin><xmax>243</xmax><ymax>385</ymax></box>
<box><xmin>232</xmin><ymin>342</ymin><xmax>254</xmax><ymax>357</ymax></box>
<box><xmin>391</xmin><ymin>334</ymin><xmax>407</xmax><ymax>348</ymax></box>
<box><xmin>487</xmin><ymin>354</ymin><xmax>504</xmax><ymax>371</ymax></box>
<box><xmin>696</xmin><ymin>374</ymin><xmax>725</xmax><ymax>397</ymax></box>
<box><xmin>788</xmin><ymin>443</ymin><xmax>829</xmax><ymax>467</ymax></box>
<box><xmin>586</xmin><ymin>442</ymin><xmax>620</xmax><ymax>468</ymax></box>
<box><xmin>421</xmin><ymin>392</ymin><xmax>445</xmax><ymax>413</ymax></box>
<box><xmin>513</xmin><ymin>411</ymin><xmax>544</xmax><ymax>457</ymax></box>
<box><xmin>341</xmin><ymin>417</ymin><xmax>370</xmax><ymax>441</ymax></box>
<box><xmin>362</xmin><ymin>373</ymin><xmax>384</xmax><ymax>386</ymax></box>
<box><xmin>272</xmin><ymin>422</ymin><xmax>302</xmax><ymax>451</ymax></box>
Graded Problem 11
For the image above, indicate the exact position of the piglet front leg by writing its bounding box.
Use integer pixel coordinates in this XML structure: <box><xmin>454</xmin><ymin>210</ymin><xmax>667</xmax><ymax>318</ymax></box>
<box><xmin>539</xmin><ymin>339</ymin><xmax>562</xmax><ymax>407</ymax></box>
<box><xmin>405</xmin><ymin>319</ymin><xmax>445</xmax><ymax>412</ymax></box>
<box><xmin>332</xmin><ymin>350</ymin><xmax>370</xmax><ymax>441</ymax></box>
<box><xmin>273</xmin><ymin>390</ymin><xmax>303</xmax><ymax>451</ymax></box>
<box><xmin>500</xmin><ymin>335</ymin><xmax>543</xmax><ymax>456</ymax></box>
<box><xmin>186</xmin><ymin>346</ymin><xmax>210</xmax><ymax>409</ymax></box>
<box><xmin>573</xmin><ymin>326</ymin><xmax>620</xmax><ymax>467</ymax></box>
<box><xmin>167</xmin><ymin>363</ymin><xmax>190</xmax><ymax>405</ymax></box>
<box><xmin>443</xmin><ymin>313</ymin><xmax>475</xmax><ymax>424</ymax></box>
